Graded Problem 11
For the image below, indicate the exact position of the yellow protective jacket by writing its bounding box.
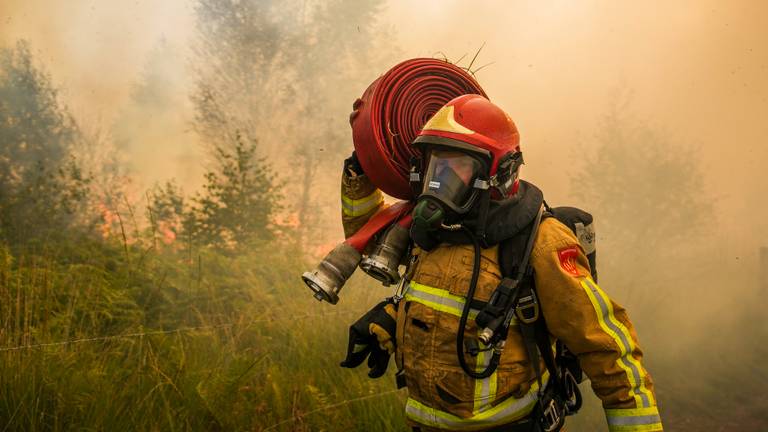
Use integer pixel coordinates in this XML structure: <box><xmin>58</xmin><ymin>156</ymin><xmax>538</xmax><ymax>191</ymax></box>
<box><xmin>341</xmin><ymin>171</ymin><xmax>663</xmax><ymax>432</ymax></box>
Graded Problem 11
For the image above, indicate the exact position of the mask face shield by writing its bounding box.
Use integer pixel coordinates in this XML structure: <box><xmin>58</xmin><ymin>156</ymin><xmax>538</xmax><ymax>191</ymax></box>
<box><xmin>420</xmin><ymin>149</ymin><xmax>486</xmax><ymax>214</ymax></box>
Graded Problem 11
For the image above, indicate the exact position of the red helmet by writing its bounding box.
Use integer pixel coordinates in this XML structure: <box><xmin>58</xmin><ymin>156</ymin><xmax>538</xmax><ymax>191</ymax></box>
<box><xmin>412</xmin><ymin>95</ymin><xmax>523</xmax><ymax>212</ymax></box>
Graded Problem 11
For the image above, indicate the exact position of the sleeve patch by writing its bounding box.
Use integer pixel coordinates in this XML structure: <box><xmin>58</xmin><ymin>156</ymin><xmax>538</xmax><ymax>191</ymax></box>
<box><xmin>575</xmin><ymin>222</ymin><xmax>596</xmax><ymax>255</ymax></box>
<box><xmin>557</xmin><ymin>246</ymin><xmax>581</xmax><ymax>277</ymax></box>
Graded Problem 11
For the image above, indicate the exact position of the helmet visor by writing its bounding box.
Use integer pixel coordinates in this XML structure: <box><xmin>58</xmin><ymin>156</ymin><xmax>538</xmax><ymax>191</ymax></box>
<box><xmin>422</xmin><ymin>150</ymin><xmax>483</xmax><ymax>210</ymax></box>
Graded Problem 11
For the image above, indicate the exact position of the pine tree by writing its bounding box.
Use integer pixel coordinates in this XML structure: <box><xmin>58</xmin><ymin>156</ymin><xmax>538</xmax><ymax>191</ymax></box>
<box><xmin>190</xmin><ymin>0</ymin><xmax>399</xmax><ymax>248</ymax></box>
<box><xmin>0</xmin><ymin>40</ymin><xmax>92</xmax><ymax>245</ymax></box>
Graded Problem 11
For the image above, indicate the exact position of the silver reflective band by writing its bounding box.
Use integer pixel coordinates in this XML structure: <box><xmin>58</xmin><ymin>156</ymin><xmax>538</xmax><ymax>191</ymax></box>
<box><xmin>341</xmin><ymin>191</ymin><xmax>382</xmax><ymax>217</ymax></box>
<box><xmin>581</xmin><ymin>278</ymin><xmax>653</xmax><ymax>407</ymax></box>
<box><xmin>473</xmin><ymin>346</ymin><xmax>497</xmax><ymax>414</ymax></box>
<box><xmin>405</xmin><ymin>372</ymin><xmax>549</xmax><ymax>429</ymax></box>
<box><xmin>403</xmin><ymin>281</ymin><xmax>519</xmax><ymax>323</ymax></box>
<box><xmin>607</xmin><ymin>414</ymin><xmax>662</xmax><ymax>427</ymax></box>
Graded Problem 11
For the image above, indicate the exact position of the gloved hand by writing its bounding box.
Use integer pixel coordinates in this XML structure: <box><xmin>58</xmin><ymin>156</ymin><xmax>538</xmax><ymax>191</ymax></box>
<box><xmin>340</xmin><ymin>298</ymin><xmax>397</xmax><ymax>378</ymax></box>
<box><xmin>343</xmin><ymin>151</ymin><xmax>365</xmax><ymax>177</ymax></box>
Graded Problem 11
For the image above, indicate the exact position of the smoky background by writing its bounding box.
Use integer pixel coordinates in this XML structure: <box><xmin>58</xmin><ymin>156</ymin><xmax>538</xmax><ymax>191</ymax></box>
<box><xmin>0</xmin><ymin>0</ymin><xmax>766</xmax><ymax>430</ymax></box>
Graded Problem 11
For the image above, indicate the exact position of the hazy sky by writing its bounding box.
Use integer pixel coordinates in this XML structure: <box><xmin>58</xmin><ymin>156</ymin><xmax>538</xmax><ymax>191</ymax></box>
<box><xmin>2</xmin><ymin>0</ymin><xmax>766</xmax><ymax>256</ymax></box>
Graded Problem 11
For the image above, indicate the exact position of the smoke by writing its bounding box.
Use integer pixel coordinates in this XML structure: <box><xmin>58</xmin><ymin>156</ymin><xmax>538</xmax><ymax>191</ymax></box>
<box><xmin>0</xmin><ymin>0</ymin><xmax>198</xmax><ymax>190</ymax></box>
<box><xmin>2</xmin><ymin>0</ymin><xmax>766</xmax><ymax>427</ymax></box>
<box><xmin>386</xmin><ymin>0</ymin><xmax>768</xmax><ymax>275</ymax></box>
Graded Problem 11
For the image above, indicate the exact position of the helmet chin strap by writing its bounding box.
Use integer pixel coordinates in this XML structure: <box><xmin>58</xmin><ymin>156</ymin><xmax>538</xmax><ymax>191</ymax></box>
<box><xmin>475</xmin><ymin>187</ymin><xmax>491</xmax><ymax>240</ymax></box>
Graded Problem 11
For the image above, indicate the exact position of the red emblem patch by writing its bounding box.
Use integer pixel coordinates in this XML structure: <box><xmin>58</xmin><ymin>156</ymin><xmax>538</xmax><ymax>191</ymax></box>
<box><xmin>557</xmin><ymin>246</ymin><xmax>581</xmax><ymax>277</ymax></box>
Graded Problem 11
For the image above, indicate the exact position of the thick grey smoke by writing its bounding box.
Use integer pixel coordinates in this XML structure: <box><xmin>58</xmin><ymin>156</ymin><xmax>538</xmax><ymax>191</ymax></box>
<box><xmin>2</xmin><ymin>1</ymin><xmax>766</xmax><ymax>428</ymax></box>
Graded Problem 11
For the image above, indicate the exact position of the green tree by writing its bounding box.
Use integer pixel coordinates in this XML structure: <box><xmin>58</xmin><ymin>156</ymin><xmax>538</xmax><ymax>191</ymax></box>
<box><xmin>183</xmin><ymin>135</ymin><xmax>281</xmax><ymax>251</ymax></box>
<box><xmin>191</xmin><ymin>0</ymin><xmax>399</xmax><ymax>248</ymax></box>
<box><xmin>146</xmin><ymin>180</ymin><xmax>186</xmax><ymax>248</ymax></box>
<box><xmin>0</xmin><ymin>40</ymin><xmax>92</xmax><ymax>245</ymax></box>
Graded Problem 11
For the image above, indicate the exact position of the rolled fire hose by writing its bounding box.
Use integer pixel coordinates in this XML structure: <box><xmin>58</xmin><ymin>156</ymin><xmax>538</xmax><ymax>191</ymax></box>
<box><xmin>350</xmin><ymin>58</ymin><xmax>488</xmax><ymax>200</ymax></box>
<box><xmin>304</xmin><ymin>58</ymin><xmax>487</xmax><ymax>304</ymax></box>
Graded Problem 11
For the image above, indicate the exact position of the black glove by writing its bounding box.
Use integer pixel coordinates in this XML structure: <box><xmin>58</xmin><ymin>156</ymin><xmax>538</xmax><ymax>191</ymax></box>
<box><xmin>340</xmin><ymin>299</ymin><xmax>397</xmax><ymax>378</ymax></box>
<box><xmin>343</xmin><ymin>151</ymin><xmax>365</xmax><ymax>177</ymax></box>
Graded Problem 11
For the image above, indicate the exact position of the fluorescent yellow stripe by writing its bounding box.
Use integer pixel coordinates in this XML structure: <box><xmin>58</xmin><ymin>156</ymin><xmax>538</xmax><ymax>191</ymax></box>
<box><xmin>409</xmin><ymin>281</ymin><xmax>471</xmax><ymax>305</ymax></box>
<box><xmin>404</xmin><ymin>282</ymin><xmax>517</xmax><ymax>325</ymax></box>
<box><xmin>403</xmin><ymin>293</ymin><xmax>479</xmax><ymax>320</ymax></box>
<box><xmin>606</xmin><ymin>406</ymin><xmax>662</xmax><ymax>431</ymax></box>
<box><xmin>404</xmin><ymin>281</ymin><xmax>480</xmax><ymax>319</ymax></box>
<box><xmin>606</xmin><ymin>407</ymin><xmax>660</xmax><ymax>418</ymax></box>
<box><xmin>341</xmin><ymin>190</ymin><xmax>383</xmax><ymax>217</ymax></box>
<box><xmin>596</xmin><ymin>281</ymin><xmax>655</xmax><ymax>407</ymax></box>
<box><xmin>406</xmin><ymin>371</ymin><xmax>549</xmax><ymax>429</ymax></box>
<box><xmin>341</xmin><ymin>190</ymin><xmax>382</xmax><ymax>206</ymax></box>
<box><xmin>580</xmin><ymin>278</ymin><xmax>655</xmax><ymax>407</ymax></box>
<box><xmin>581</xmin><ymin>279</ymin><xmax>644</xmax><ymax>406</ymax></box>
<box><xmin>471</xmin><ymin>340</ymin><xmax>499</xmax><ymax>415</ymax></box>
<box><xmin>473</xmin><ymin>348</ymin><xmax>485</xmax><ymax>414</ymax></box>
<box><xmin>608</xmin><ymin>423</ymin><xmax>663</xmax><ymax>432</ymax></box>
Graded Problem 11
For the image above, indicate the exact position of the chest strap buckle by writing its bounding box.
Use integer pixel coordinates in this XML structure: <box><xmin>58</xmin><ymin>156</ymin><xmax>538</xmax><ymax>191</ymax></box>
<box><xmin>515</xmin><ymin>289</ymin><xmax>540</xmax><ymax>324</ymax></box>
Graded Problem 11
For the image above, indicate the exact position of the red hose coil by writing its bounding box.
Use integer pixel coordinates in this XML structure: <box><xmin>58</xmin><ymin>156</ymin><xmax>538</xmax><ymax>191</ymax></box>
<box><xmin>350</xmin><ymin>58</ymin><xmax>488</xmax><ymax>200</ymax></box>
<box><xmin>344</xmin><ymin>201</ymin><xmax>414</xmax><ymax>252</ymax></box>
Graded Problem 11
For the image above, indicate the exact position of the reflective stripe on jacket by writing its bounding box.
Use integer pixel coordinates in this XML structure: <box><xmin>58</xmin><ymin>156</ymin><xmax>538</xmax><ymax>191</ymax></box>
<box><xmin>340</xmin><ymin>174</ymin><xmax>662</xmax><ymax>432</ymax></box>
<box><xmin>341</xmin><ymin>171</ymin><xmax>383</xmax><ymax>238</ymax></box>
<box><xmin>398</xmin><ymin>241</ymin><xmax>549</xmax><ymax>430</ymax></box>
<box><xmin>530</xmin><ymin>219</ymin><xmax>662</xmax><ymax>432</ymax></box>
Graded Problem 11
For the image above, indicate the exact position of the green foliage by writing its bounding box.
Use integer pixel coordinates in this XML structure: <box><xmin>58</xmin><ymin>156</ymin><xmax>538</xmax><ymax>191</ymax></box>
<box><xmin>147</xmin><ymin>180</ymin><xmax>186</xmax><ymax>245</ymax></box>
<box><xmin>0</xmin><ymin>41</ymin><xmax>75</xmax><ymax>177</ymax></box>
<box><xmin>191</xmin><ymin>0</ymin><xmax>400</xmax><ymax>248</ymax></box>
<box><xmin>0</xmin><ymin>41</ymin><xmax>93</xmax><ymax>246</ymax></box>
<box><xmin>0</xmin><ymin>237</ymin><xmax>406</xmax><ymax>431</ymax></box>
<box><xmin>147</xmin><ymin>135</ymin><xmax>282</xmax><ymax>253</ymax></box>
<box><xmin>191</xmin><ymin>135</ymin><xmax>281</xmax><ymax>249</ymax></box>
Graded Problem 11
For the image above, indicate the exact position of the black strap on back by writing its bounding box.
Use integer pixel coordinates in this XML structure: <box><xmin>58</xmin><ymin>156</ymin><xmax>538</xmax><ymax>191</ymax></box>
<box><xmin>505</xmin><ymin>206</ymin><xmax>584</xmax><ymax>429</ymax></box>
<box><xmin>515</xmin><ymin>280</ymin><xmax>561</xmax><ymax>395</ymax></box>
<box><xmin>458</xmin><ymin>205</ymin><xmax>544</xmax><ymax>378</ymax></box>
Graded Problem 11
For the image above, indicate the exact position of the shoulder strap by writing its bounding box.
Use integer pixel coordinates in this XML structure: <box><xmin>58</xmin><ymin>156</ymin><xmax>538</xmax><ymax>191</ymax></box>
<box><xmin>516</xmin><ymin>279</ymin><xmax>561</xmax><ymax>394</ymax></box>
<box><xmin>495</xmin><ymin>203</ymin><xmax>560</xmax><ymax>393</ymax></box>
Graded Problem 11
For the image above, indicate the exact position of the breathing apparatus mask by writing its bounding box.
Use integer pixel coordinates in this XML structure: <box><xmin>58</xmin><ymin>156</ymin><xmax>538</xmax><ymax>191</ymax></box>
<box><xmin>410</xmin><ymin>145</ymin><xmax>524</xmax><ymax>249</ymax></box>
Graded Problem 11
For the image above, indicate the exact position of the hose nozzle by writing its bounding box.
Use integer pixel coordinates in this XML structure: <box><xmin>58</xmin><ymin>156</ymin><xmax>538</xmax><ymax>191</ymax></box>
<box><xmin>359</xmin><ymin>223</ymin><xmax>409</xmax><ymax>286</ymax></box>
<box><xmin>302</xmin><ymin>242</ymin><xmax>362</xmax><ymax>304</ymax></box>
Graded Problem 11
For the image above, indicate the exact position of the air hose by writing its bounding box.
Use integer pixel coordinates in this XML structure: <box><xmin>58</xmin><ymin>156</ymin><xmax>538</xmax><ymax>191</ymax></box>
<box><xmin>456</xmin><ymin>205</ymin><xmax>545</xmax><ymax>378</ymax></box>
<box><xmin>456</xmin><ymin>226</ymin><xmax>499</xmax><ymax>379</ymax></box>
<box><xmin>350</xmin><ymin>58</ymin><xmax>487</xmax><ymax>199</ymax></box>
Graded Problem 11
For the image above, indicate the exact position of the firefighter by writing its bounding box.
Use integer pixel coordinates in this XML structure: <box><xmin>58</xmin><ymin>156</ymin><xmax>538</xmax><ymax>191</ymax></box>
<box><xmin>339</xmin><ymin>95</ymin><xmax>663</xmax><ymax>432</ymax></box>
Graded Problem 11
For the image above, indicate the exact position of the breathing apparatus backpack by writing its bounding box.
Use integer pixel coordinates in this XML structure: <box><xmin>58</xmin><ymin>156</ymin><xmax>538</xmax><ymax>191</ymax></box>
<box><xmin>517</xmin><ymin>204</ymin><xmax>595</xmax><ymax>429</ymax></box>
<box><xmin>461</xmin><ymin>202</ymin><xmax>596</xmax><ymax>432</ymax></box>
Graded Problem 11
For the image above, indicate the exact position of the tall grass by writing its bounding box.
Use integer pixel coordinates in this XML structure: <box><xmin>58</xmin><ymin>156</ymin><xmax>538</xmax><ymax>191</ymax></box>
<box><xmin>1</xmin><ymin>234</ymin><xmax>766</xmax><ymax>431</ymax></box>
<box><xmin>0</xmin><ymin>238</ymin><xmax>407</xmax><ymax>431</ymax></box>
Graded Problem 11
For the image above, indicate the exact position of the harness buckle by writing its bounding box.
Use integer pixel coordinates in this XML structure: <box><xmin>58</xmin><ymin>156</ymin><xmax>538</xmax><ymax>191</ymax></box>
<box><xmin>515</xmin><ymin>290</ymin><xmax>540</xmax><ymax>324</ymax></box>
<box><xmin>562</xmin><ymin>369</ymin><xmax>583</xmax><ymax>414</ymax></box>
<box><xmin>473</xmin><ymin>178</ymin><xmax>490</xmax><ymax>190</ymax></box>
<box><xmin>540</xmin><ymin>398</ymin><xmax>562</xmax><ymax>432</ymax></box>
